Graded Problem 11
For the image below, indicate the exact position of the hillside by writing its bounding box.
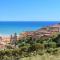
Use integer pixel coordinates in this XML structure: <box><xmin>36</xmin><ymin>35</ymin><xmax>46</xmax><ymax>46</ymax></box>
<box><xmin>19</xmin><ymin>23</ymin><xmax>60</xmax><ymax>40</ymax></box>
<box><xmin>1</xmin><ymin>23</ymin><xmax>60</xmax><ymax>60</ymax></box>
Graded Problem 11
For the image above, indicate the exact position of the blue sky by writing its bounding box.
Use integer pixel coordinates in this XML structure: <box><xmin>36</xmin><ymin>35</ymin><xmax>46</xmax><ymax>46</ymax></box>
<box><xmin>0</xmin><ymin>0</ymin><xmax>60</xmax><ymax>21</ymax></box>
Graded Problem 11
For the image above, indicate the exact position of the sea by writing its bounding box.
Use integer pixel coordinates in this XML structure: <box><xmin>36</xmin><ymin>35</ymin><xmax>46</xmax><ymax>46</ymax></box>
<box><xmin>0</xmin><ymin>21</ymin><xmax>59</xmax><ymax>35</ymax></box>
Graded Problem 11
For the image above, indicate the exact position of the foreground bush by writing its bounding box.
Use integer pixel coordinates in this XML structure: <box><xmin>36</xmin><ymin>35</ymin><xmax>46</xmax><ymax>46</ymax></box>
<box><xmin>0</xmin><ymin>47</ymin><xmax>59</xmax><ymax>60</ymax></box>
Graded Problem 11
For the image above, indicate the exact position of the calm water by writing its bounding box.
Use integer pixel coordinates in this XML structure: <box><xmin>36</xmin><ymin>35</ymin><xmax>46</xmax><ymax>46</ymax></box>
<box><xmin>0</xmin><ymin>21</ymin><xmax>59</xmax><ymax>35</ymax></box>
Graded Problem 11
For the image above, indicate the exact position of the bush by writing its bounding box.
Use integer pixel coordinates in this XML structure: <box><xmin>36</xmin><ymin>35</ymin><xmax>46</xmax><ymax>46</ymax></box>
<box><xmin>47</xmin><ymin>48</ymin><xmax>54</xmax><ymax>54</ymax></box>
<box><xmin>46</xmin><ymin>48</ymin><xmax>59</xmax><ymax>55</ymax></box>
<box><xmin>37</xmin><ymin>50</ymin><xmax>44</xmax><ymax>55</ymax></box>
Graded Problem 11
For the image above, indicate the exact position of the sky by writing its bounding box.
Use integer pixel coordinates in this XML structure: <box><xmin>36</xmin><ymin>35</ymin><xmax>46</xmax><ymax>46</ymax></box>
<box><xmin>0</xmin><ymin>0</ymin><xmax>60</xmax><ymax>21</ymax></box>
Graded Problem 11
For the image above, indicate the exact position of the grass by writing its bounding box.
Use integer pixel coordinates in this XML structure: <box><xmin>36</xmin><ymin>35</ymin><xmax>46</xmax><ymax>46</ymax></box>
<box><xmin>20</xmin><ymin>53</ymin><xmax>60</xmax><ymax>60</ymax></box>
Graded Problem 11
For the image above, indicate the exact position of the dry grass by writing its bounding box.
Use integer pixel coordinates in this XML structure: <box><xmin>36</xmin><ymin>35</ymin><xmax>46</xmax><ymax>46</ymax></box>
<box><xmin>21</xmin><ymin>53</ymin><xmax>60</xmax><ymax>60</ymax></box>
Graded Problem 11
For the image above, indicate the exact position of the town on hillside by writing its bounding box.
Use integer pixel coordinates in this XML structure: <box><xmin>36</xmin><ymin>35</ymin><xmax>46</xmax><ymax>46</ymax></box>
<box><xmin>0</xmin><ymin>23</ymin><xmax>60</xmax><ymax>49</ymax></box>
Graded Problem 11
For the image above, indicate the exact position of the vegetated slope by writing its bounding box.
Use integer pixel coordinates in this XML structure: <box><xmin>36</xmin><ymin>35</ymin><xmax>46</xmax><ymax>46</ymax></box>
<box><xmin>1</xmin><ymin>23</ymin><xmax>60</xmax><ymax>60</ymax></box>
<box><xmin>19</xmin><ymin>23</ymin><xmax>60</xmax><ymax>40</ymax></box>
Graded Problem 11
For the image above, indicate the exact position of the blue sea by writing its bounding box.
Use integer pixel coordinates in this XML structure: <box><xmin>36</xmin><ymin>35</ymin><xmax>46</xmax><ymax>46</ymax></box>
<box><xmin>0</xmin><ymin>21</ymin><xmax>60</xmax><ymax>35</ymax></box>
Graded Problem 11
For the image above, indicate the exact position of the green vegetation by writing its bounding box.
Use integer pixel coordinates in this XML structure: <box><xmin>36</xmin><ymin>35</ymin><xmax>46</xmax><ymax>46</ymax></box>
<box><xmin>1</xmin><ymin>34</ymin><xmax>60</xmax><ymax>60</ymax></box>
